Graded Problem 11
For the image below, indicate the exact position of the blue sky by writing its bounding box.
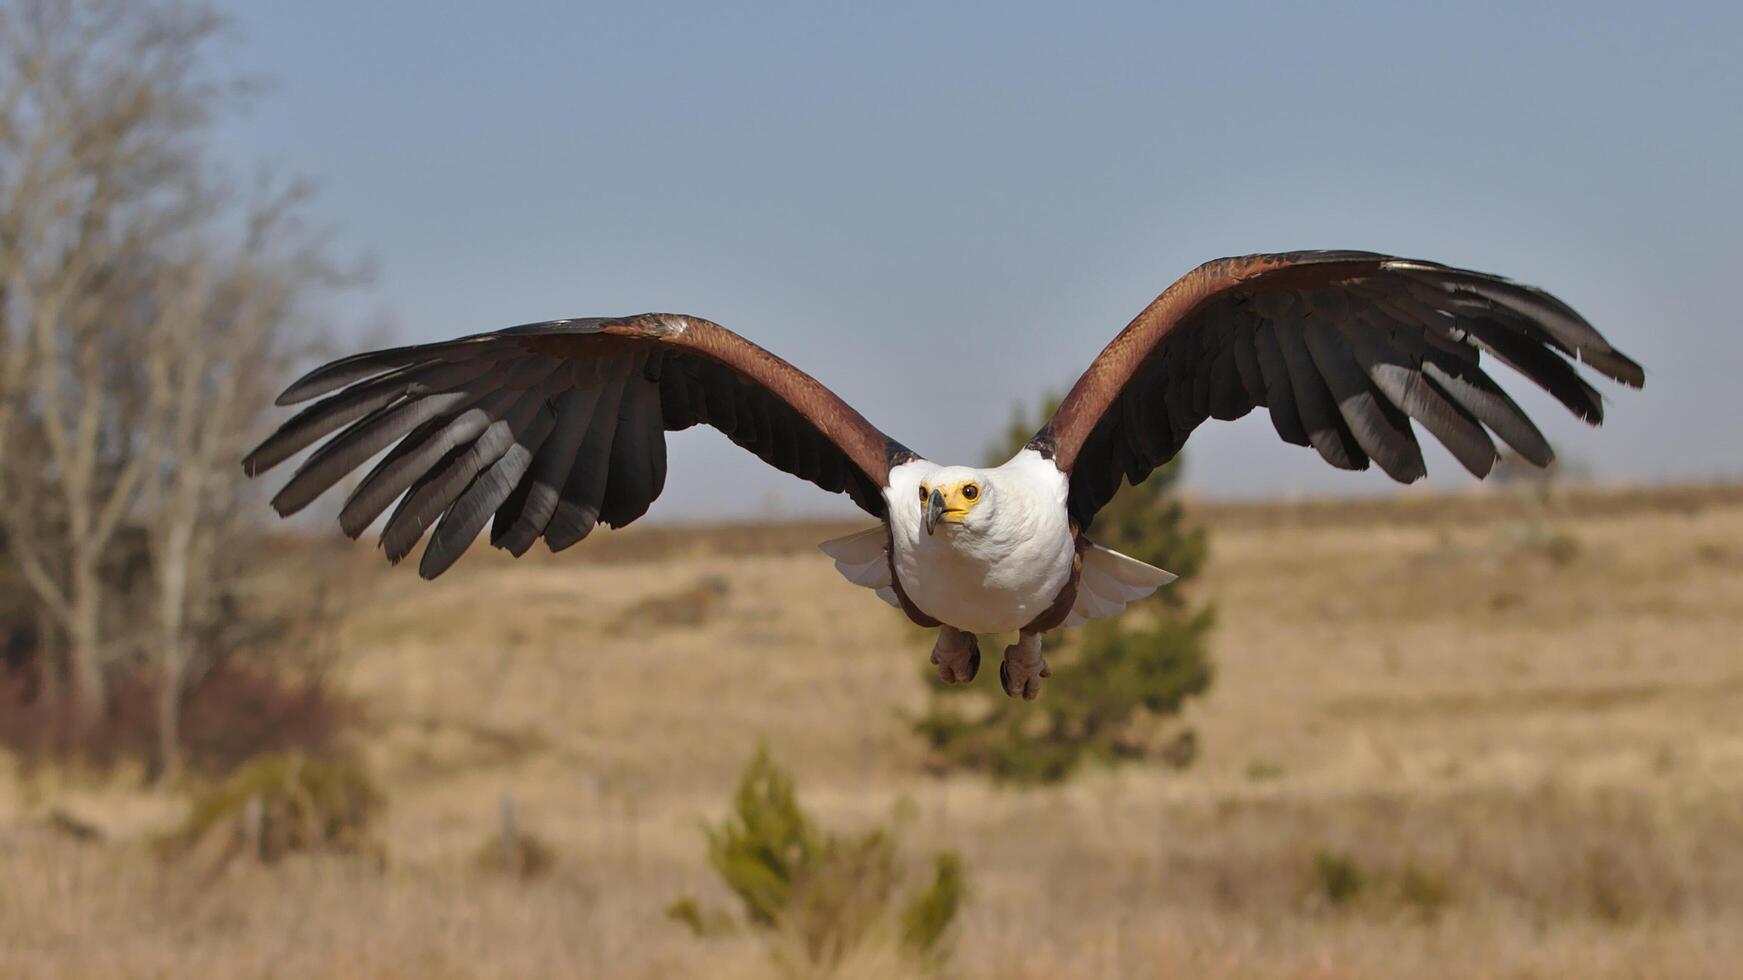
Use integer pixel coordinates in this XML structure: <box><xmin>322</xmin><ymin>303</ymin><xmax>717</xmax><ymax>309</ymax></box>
<box><xmin>216</xmin><ymin>1</ymin><xmax>1741</xmax><ymax>519</ymax></box>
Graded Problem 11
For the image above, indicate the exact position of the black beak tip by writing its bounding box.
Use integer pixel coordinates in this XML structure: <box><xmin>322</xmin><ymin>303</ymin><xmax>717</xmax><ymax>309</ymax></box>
<box><xmin>924</xmin><ymin>487</ymin><xmax>946</xmax><ymax>535</ymax></box>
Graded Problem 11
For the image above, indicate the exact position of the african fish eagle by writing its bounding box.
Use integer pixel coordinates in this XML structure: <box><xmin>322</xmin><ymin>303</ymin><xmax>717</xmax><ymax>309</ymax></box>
<box><xmin>244</xmin><ymin>251</ymin><xmax>1643</xmax><ymax>699</ymax></box>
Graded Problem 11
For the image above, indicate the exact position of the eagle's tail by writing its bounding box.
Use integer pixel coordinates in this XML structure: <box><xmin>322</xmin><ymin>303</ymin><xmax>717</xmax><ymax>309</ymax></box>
<box><xmin>819</xmin><ymin>526</ymin><xmax>902</xmax><ymax>610</ymax></box>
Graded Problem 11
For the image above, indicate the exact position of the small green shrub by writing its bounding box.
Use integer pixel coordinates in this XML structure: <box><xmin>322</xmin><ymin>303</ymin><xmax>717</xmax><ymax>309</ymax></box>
<box><xmin>1311</xmin><ymin>849</ymin><xmax>1365</xmax><ymax>907</ymax></box>
<box><xmin>1245</xmin><ymin>760</ymin><xmax>1285</xmax><ymax>782</ymax></box>
<box><xmin>900</xmin><ymin>852</ymin><xmax>967</xmax><ymax>965</ymax></box>
<box><xmin>665</xmin><ymin>897</ymin><xmax>737</xmax><ymax>938</ymax></box>
<box><xmin>704</xmin><ymin>748</ymin><xmax>818</xmax><ymax>927</ymax></box>
<box><xmin>779</xmin><ymin>827</ymin><xmax>899</xmax><ymax>969</ymax></box>
<box><xmin>1306</xmin><ymin>850</ymin><xmax>1457</xmax><ymax>919</ymax></box>
<box><xmin>1397</xmin><ymin>862</ymin><xmax>1453</xmax><ymax>920</ymax></box>
<box><xmin>672</xmin><ymin>749</ymin><xmax>968</xmax><ymax>975</ymax></box>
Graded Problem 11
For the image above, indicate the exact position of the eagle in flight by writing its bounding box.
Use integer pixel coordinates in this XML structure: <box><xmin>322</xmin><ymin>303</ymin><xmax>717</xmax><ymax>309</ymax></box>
<box><xmin>246</xmin><ymin>251</ymin><xmax>1643</xmax><ymax>700</ymax></box>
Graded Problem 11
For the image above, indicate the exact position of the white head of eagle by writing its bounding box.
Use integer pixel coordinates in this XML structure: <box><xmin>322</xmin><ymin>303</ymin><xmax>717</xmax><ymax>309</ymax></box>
<box><xmin>916</xmin><ymin>465</ymin><xmax>992</xmax><ymax>536</ymax></box>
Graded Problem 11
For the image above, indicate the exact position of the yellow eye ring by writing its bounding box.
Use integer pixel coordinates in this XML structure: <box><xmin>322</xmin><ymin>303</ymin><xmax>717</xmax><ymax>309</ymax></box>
<box><xmin>918</xmin><ymin>485</ymin><xmax>929</xmax><ymax>500</ymax></box>
<box><xmin>962</xmin><ymin>484</ymin><xmax>979</xmax><ymax>501</ymax></box>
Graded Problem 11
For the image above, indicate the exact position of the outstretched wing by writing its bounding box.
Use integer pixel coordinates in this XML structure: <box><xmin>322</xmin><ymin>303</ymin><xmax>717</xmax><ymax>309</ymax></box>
<box><xmin>244</xmin><ymin>314</ymin><xmax>912</xmax><ymax>577</ymax></box>
<box><xmin>1032</xmin><ymin>251</ymin><xmax>1644</xmax><ymax>528</ymax></box>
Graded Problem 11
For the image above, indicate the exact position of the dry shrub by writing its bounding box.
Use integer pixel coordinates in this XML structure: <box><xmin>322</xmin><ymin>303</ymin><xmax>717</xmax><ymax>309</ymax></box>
<box><xmin>0</xmin><ymin>660</ymin><xmax>356</xmax><ymax>777</ymax></box>
<box><xmin>666</xmin><ymin>897</ymin><xmax>737</xmax><ymax>939</ymax></box>
<box><xmin>45</xmin><ymin>809</ymin><xmax>103</xmax><ymax>843</ymax></box>
<box><xmin>1306</xmin><ymin>850</ymin><xmax>1453</xmax><ymax>920</ymax></box>
<box><xmin>1397</xmin><ymin>862</ymin><xmax>1454</xmax><ymax>921</ymax></box>
<box><xmin>164</xmin><ymin>751</ymin><xmax>380</xmax><ymax>867</ymax></box>
<box><xmin>1146</xmin><ymin>784</ymin><xmax>1733</xmax><ymax>929</ymax></box>
<box><xmin>474</xmin><ymin>830</ymin><xmax>556</xmax><ymax>880</ymax></box>
<box><xmin>473</xmin><ymin>797</ymin><xmax>557</xmax><ymax>881</ymax></box>
<box><xmin>1499</xmin><ymin>525</ymin><xmax>1583</xmax><ymax>566</ymax></box>
<box><xmin>611</xmin><ymin>575</ymin><xmax>730</xmax><ymax>632</ymax></box>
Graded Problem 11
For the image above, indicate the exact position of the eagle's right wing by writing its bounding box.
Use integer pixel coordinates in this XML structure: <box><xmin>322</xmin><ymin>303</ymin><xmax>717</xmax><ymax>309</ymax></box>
<box><xmin>244</xmin><ymin>314</ymin><xmax>914</xmax><ymax>578</ymax></box>
<box><xmin>1030</xmin><ymin>251</ymin><xmax>1644</xmax><ymax>529</ymax></box>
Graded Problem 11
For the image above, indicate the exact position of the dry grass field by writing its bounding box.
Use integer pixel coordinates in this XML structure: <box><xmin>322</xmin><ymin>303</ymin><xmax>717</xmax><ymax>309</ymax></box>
<box><xmin>3</xmin><ymin>484</ymin><xmax>1742</xmax><ymax>979</ymax></box>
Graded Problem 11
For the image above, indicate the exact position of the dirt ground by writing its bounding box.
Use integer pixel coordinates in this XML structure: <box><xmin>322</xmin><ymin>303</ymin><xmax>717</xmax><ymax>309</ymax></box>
<box><xmin>3</xmin><ymin>483</ymin><xmax>1741</xmax><ymax>979</ymax></box>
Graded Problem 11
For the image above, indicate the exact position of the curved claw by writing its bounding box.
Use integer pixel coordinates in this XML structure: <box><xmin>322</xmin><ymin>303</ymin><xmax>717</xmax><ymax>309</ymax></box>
<box><xmin>999</xmin><ymin>633</ymin><xmax>1049</xmax><ymax>701</ymax></box>
<box><xmin>930</xmin><ymin>627</ymin><xmax>981</xmax><ymax>685</ymax></box>
<box><xmin>958</xmin><ymin>645</ymin><xmax>983</xmax><ymax>683</ymax></box>
<box><xmin>999</xmin><ymin>659</ymin><xmax>1047</xmax><ymax>701</ymax></box>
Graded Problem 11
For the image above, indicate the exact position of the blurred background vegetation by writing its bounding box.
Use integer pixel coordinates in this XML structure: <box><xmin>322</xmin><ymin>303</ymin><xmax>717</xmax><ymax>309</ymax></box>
<box><xmin>0</xmin><ymin>0</ymin><xmax>362</xmax><ymax>785</ymax></box>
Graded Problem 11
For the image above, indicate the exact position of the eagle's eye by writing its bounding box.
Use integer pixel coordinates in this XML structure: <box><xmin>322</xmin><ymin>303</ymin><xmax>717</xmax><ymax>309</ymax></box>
<box><xmin>918</xmin><ymin>485</ymin><xmax>929</xmax><ymax>501</ymax></box>
<box><xmin>962</xmin><ymin>483</ymin><xmax>979</xmax><ymax>501</ymax></box>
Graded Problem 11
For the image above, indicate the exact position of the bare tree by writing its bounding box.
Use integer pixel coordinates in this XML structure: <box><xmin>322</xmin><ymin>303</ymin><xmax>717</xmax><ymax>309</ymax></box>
<box><xmin>141</xmin><ymin>180</ymin><xmax>346</xmax><ymax>779</ymax></box>
<box><xmin>0</xmin><ymin>0</ymin><xmax>231</xmax><ymax>731</ymax></box>
<box><xmin>0</xmin><ymin>0</ymin><xmax>346</xmax><ymax>758</ymax></box>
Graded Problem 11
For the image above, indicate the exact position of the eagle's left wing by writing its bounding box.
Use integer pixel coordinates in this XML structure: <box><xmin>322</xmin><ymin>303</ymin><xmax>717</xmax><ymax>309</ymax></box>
<box><xmin>244</xmin><ymin>314</ymin><xmax>913</xmax><ymax>578</ymax></box>
<box><xmin>1030</xmin><ymin>251</ymin><xmax>1644</xmax><ymax>529</ymax></box>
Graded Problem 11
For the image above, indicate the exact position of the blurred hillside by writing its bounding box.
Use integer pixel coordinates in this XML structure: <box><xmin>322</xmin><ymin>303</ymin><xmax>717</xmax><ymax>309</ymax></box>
<box><xmin>3</xmin><ymin>483</ymin><xmax>1741</xmax><ymax>978</ymax></box>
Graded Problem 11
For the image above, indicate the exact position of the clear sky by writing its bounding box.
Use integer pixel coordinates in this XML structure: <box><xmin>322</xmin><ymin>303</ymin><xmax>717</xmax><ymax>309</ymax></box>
<box><xmin>215</xmin><ymin>1</ymin><xmax>1741</xmax><ymax>520</ymax></box>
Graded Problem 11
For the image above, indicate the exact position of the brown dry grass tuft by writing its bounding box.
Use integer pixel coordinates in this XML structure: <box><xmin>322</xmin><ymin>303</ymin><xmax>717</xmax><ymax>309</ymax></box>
<box><xmin>3</xmin><ymin>483</ymin><xmax>1742</xmax><ymax>978</ymax></box>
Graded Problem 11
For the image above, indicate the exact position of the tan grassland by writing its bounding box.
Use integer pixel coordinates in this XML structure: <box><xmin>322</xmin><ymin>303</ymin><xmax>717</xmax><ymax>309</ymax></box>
<box><xmin>3</xmin><ymin>484</ymin><xmax>1742</xmax><ymax>979</ymax></box>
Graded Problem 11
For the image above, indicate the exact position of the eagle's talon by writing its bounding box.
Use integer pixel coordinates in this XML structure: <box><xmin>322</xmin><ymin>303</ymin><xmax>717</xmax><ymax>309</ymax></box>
<box><xmin>1000</xmin><ymin>632</ymin><xmax>1047</xmax><ymax>701</ymax></box>
<box><xmin>931</xmin><ymin>627</ymin><xmax>981</xmax><ymax>685</ymax></box>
